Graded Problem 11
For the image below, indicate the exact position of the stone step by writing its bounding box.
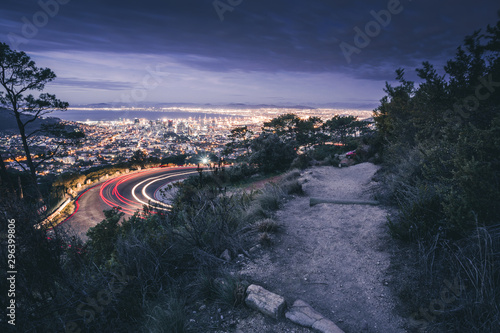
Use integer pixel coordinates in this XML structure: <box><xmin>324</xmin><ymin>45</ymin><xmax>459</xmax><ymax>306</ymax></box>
<box><xmin>286</xmin><ymin>299</ymin><xmax>345</xmax><ymax>333</ymax></box>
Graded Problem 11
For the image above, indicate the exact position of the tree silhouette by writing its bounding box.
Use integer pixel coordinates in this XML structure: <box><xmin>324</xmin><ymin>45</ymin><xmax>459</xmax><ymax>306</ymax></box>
<box><xmin>0</xmin><ymin>43</ymin><xmax>69</xmax><ymax>199</ymax></box>
<box><xmin>262</xmin><ymin>113</ymin><xmax>323</xmax><ymax>148</ymax></box>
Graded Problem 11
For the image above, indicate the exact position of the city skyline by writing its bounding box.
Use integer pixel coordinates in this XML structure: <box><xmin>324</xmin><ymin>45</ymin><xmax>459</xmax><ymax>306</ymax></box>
<box><xmin>0</xmin><ymin>1</ymin><xmax>498</xmax><ymax>109</ymax></box>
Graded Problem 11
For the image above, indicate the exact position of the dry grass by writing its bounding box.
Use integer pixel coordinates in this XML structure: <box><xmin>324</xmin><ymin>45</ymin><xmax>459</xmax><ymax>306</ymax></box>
<box><xmin>255</xmin><ymin>218</ymin><xmax>281</xmax><ymax>233</ymax></box>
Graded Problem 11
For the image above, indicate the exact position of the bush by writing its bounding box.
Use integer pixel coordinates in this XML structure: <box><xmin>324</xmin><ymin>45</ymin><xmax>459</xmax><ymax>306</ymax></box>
<box><xmin>257</xmin><ymin>184</ymin><xmax>283</xmax><ymax>211</ymax></box>
<box><xmin>86</xmin><ymin>208</ymin><xmax>123</xmax><ymax>265</ymax></box>
<box><xmin>290</xmin><ymin>154</ymin><xmax>311</xmax><ymax>170</ymax></box>
<box><xmin>255</xmin><ymin>218</ymin><xmax>281</xmax><ymax>233</ymax></box>
<box><xmin>171</xmin><ymin>191</ymin><xmax>250</xmax><ymax>260</ymax></box>
<box><xmin>310</xmin><ymin>144</ymin><xmax>339</xmax><ymax>161</ymax></box>
<box><xmin>375</xmin><ymin>18</ymin><xmax>500</xmax><ymax>332</ymax></box>
<box><xmin>248</xmin><ymin>133</ymin><xmax>296</xmax><ymax>173</ymax></box>
<box><xmin>281</xmin><ymin>179</ymin><xmax>304</xmax><ymax>195</ymax></box>
<box><xmin>140</xmin><ymin>292</ymin><xmax>187</xmax><ymax>333</ymax></box>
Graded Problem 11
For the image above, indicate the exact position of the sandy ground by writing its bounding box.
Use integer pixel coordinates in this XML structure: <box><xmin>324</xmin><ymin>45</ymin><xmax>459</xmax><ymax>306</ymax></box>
<box><xmin>237</xmin><ymin>163</ymin><xmax>408</xmax><ymax>333</ymax></box>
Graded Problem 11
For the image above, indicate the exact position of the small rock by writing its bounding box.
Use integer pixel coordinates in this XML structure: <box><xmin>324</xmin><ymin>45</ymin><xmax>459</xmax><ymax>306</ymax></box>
<box><xmin>220</xmin><ymin>249</ymin><xmax>231</xmax><ymax>262</ymax></box>
<box><xmin>313</xmin><ymin>318</ymin><xmax>345</xmax><ymax>333</ymax></box>
<box><xmin>245</xmin><ymin>284</ymin><xmax>286</xmax><ymax>319</ymax></box>
<box><xmin>249</xmin><ymin>244</ymin><xmax>261</xmax><ymax>253</ymax></box>
<box><xmin>286</xmin><ymin>299</ymin><xmax>323</xmax><ymax>327</ymax></box>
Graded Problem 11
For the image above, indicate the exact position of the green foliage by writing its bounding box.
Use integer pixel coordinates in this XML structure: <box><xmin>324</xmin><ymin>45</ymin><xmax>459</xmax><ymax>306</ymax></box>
<box><xmin>86</xmin><ymin>208</ymin><xmax>124</xmax><ymax>264</ymax></box>
<box><xmin>53</xmin><ymin>172</ymin><xmax>86</xmax><ymax>189</ymax></box>
<box><xmin>256</xmin><ymin>218</ymin><xmax>281</xmax><ymax>233</ymax></box>
<box><xmin>225</xmin><ymin>113</ymin><xmax>373</xmax><ymax>175</ymax></box>
<box><xmin>309</xmin><ymin>144</ymin><xmax>340</xmax><ymax>161</ymax></box>
<box><xmin>225</xmin><ymin>126</ymin><xmax>253</xmax><ymax>156</ymax></box>
<box><xmin>160</xmin><ymin>153</ymin><xmax>190</xmax><ymax>166</ymax></box>
<box><xmin>257</xmin><ymin>184</ymin><xmax>282</xmax><ymax>211</ymax></box>
<box><xmin>281</xmin><ymin>179</ymin><xmax>304</xmax><ymax>196</ymax></box>
<box><xmin>262</xmin><ymin>113</ymin><xmax>324</xmax><ymax>148</ymax></box>
<box><xmin>376</xmin><ymin>18</ymin><xmax>500</xmax><ymax>238</ymax></box>
<box><xmin>130</xmin><ymin>149</ymin><xmax>148</xmax><ymax>167</ymax></box>
<box><xmin>290</xmin><ymin>153</ymin><xmax>311</xmax><ymax>170</ymax></box>
<box><xmin>140</xmin><ymin>292</ymin><xmax>187</xmax><ymax>333</ymax></box>
<box><xmin>249</xmin><ymin>133</ymin><xmax>296</xmax><ymax>173</ymax></box>
<box><xmin>376</xmin><ymin>17</ymin><xmax>500</xmax><ymax>332</ymax></box>
<box><xmin>227</xmin><ymin>162</ymin><xmax>256</xmax><ymax>183</ymax></box>
<box><xmin>323</xmin><ymin>115</ymin><xmax>369</xmax><ymax>144</ymax></box>
<box><xmin>172</xmin><ymin>192</ymin><xmax>249</xmax><ymax>259</ymax></box>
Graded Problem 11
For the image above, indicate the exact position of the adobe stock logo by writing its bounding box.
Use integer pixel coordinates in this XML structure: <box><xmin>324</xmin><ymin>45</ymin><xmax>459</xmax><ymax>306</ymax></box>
<box><xmin>213</xmin><ymin>0</ymin><xmax>243</xmax><ymax>22</ymax></box>
<box><xmin>8</xmin><ymin>0</ymin><xmax>72</xmax><ymax>50</ymax></box>
<box><xmin>339</xmin><ymin>0</ymin><xmax>410</xmax><ymax>64</ymax></box>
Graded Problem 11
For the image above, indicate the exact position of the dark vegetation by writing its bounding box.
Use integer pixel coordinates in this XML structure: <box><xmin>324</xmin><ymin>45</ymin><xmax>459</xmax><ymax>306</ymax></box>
<box><xmin>0</xmin><ymin>108</ymin><xmax>64</xmax><ymax>133</ymax></box>
<box><xmin>0</xmin><ymin>98</ymin><xmax>372</xmax><ymax>332</ymax></box>
<box><xmin>374</xmin><ymin>18</ymin><xmax>500</xmax><ymax>332</ymax></box>
<box><xmin>0</xmin><ymin>42</ymin><xmax>73</xmax><ymax>200</ymax></box>
<box><xmin>0</xmin><ymin>164</ymin><xmax>306</xmax><ymax>332</ymax></box>
<box><xmin>224</xmin><ymin>112</ymin><xmax>375</xmax><ymax>178</ymax></box>
<box><xmin>0</xmin><ymin>43</ymin><xmax>84</xmax><ymax>205</ymax></box>
<box><xmin>0</xmin><ymin>38</ymin><xmax>377</xmax><ymax>332</ymax></box>
<box><xmin>9</xmin><ymin>17</ymin><xmax>500</xmax><ymax>332</ymax></box>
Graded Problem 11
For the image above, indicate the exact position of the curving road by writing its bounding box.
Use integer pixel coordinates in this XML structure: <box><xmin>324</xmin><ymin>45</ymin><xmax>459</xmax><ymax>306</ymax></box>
<box><xmin>57</xmin><ymin>167</ymin><xmax>199</xmax><ymax>240</ymax></box>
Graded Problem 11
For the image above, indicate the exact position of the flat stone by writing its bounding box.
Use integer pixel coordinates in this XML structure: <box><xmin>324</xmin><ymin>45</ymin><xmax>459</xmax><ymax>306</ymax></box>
<box><xmin>285</xmin><ymin>299</ymin><xmax>344</xmax><ymax>333</ymax></box>
<box><xmin>285</xmin><ymin>299</ymin><xmax>323</xmax><ymax>327</ymax></box>
<box><xmin>245</xmin><ymin>284</ymin><xmax>286</xmax><ymax>319</ymax></box>
<box><xmin>312</xmin><ymin>318</ymin><xmax>345</xmax><ymax>333</ymax></box>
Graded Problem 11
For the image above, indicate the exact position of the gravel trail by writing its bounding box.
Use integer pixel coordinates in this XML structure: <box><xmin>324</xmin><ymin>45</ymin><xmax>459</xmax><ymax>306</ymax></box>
<box><xmin>238</xmin><ymin>163</ymin><xmax>408</xmax><ymax>333</ymax></box>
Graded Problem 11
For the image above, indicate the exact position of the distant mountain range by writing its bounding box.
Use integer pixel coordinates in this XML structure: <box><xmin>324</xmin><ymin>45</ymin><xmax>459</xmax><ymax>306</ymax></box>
<box><xmin>70</xmin><ymin>101</ymin><xmax>376</xmax><ymax>111</ymax></box>
<box><xmin>70</xmin><ymin>102</ymin><xmax>318</xmax><ymax>110</ymax></box>
<box><xmin>0</xmin><ymin>108</ymin><xmax>63</xmax><ymax>134</ymax></box>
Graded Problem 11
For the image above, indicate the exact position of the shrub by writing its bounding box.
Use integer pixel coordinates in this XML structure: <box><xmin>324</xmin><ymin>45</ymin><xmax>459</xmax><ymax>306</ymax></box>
<box><xmin>140</xmin><ymin>292</ymin><xmax>187</xmax><ymax>333</ymax></box>
<box><xmin>281</xmin><ymin>179</ymin><xmax>304</xmax><ymax>195</ymax></box>
<box><xmin>257</xmin><ymin>184</ymin><xmax>283</xmax><ymax>211</ymax></box>
<box><xmin>282</xmin><ymin>169</ymin><xmax>301</xmax><ymax>181</ymax></box>
<box><xmin>255</xmin><ymin>218</ymin><xmax>281</xmax><ymax>233</ymax></box>
<box><xmin>290</xmin><ymin>154</ymin><xmax>311</xmax><ymax>170</ymax></box>
<box><xmin>248</xmin><ymin>133</ymin><xmax>296</xmax><ymax>173</ymax></box>
<box><xmin>375</xmin><ymin>18</ymin><xmax>500</xmax><ymax>332</ymax></box>
<box><xmin>259</xmin><ymin>232</ymin><xmax>272</xmax><ymax>246</ymax></box>
<box><xmin>86</xmin><ymin>208</ymin><xmax>124</xmax><ymax>265</ymax></box>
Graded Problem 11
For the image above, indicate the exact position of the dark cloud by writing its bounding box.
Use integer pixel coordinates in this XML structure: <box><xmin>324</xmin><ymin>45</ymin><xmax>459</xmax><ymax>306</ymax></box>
<box><xmin>1</xmin><ymin>0</ymin><xmax>499</xmax><ymax>84</ymax></box>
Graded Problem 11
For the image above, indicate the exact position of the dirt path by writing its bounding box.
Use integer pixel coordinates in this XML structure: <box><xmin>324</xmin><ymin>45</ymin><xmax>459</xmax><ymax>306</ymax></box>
<box><xmin>238</xmin><ymin>163</ymin><xmax>408</xmax><ymax>333</ymax></box>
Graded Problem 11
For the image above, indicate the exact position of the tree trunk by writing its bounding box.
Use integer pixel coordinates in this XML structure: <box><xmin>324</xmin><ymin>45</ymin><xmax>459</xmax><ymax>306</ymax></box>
<box><xmin>0</xmin><ymin>151</ymin><xmax>11</xmax><ymax>189</ymax></box>
<box><xmin>18</xmin><ymin>175</ymin><xmax>24</xmax><ymax>199</ymax></box>
<box><xmin>14</xmin><ymin>111</ymin><xmax>43</xmax><ymax>201</ymax></box>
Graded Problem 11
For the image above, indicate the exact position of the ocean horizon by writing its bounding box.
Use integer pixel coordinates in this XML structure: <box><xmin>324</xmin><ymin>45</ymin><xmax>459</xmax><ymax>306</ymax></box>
<box><xmin>48</xmin><ymin>109</ymin><xmax>243</xmax><ymax>122</ymax></box>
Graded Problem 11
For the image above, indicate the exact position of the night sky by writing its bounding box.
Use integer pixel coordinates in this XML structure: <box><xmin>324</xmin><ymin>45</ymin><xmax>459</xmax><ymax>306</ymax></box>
<box><xmin>1</xmin><ymin>0</ymin><xmax>498</xmax><ymax>109</ymax></box>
